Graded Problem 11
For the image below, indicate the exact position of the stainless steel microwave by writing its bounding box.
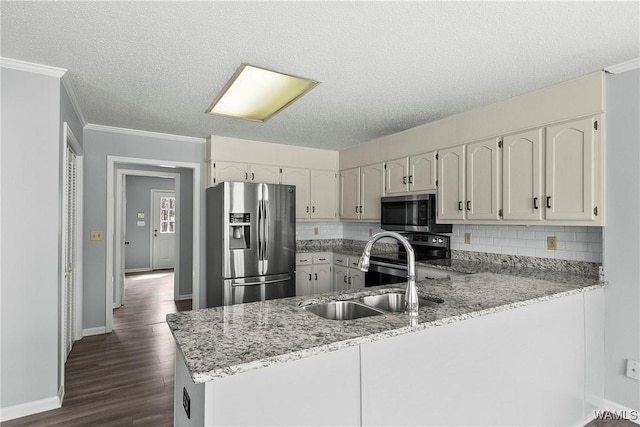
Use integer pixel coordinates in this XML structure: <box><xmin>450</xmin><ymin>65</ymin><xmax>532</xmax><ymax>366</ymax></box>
<box><xmin>380</xmin><ymin>193</ymin><xmax>452</xmax><ymax>233</ymax></box>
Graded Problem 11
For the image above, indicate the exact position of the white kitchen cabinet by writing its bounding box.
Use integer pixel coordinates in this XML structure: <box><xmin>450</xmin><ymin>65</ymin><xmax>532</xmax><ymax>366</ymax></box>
<box><xmin>340</xmin><ymin>164</ymin><xmax>383</xmax><ymax>221</ymax></box>
<box><xmin>502</xmin><ymin>128</ymin><xmax>544</xmax><ymax>221</ymax></box>
<box><xmin>465</xmin><ymin>138</ymin><xmax>501</xmax><ymax>220</ymax></box>
<box><xmin>209</xmin><ymin>161</ymin><xmax>280</xmax><ymax>186</ymax></box>
<box><xmin>283</xmin><ymin>168</ymin><xmax>337</xmax><ymax>220</ymax></box>
<box><xmin>296</xmin><ymin>252</ymin><xmax>332</xmax><ymax>296</ymax></box>
<box><xmin>437</xmin><ymin>145</ymin><xmax>465</xmax><ymax>221</ymax></box>
<box><xmin>545</xmin><ymin>116</ymin><xmax>599</xmax><ymax>221</ymax></box>
<box><xmin>384</xmin><ymin>152</ymin><xmax>437</xmax><ymax>195</ymax></box>
<box><xmin>310</xmin><ymin>170</ymin><xmax>337</xmax><ymax>220</ymax></box>
<box><xmin>333</xmin><ymin>254</ymin><xmax>365</xmax><ymax>291</ymax></box>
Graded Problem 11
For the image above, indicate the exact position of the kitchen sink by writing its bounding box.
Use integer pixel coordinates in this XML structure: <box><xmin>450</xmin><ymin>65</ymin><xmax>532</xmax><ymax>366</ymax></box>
<box><xmin>304</xmin><ymin>301</ymin><xmax>385</xmax><ymax>320</ymax></box>
<box><xmin>361</xmin><ymin>293</ymin><xmax>443</xmax><ymax>313</ymax></box>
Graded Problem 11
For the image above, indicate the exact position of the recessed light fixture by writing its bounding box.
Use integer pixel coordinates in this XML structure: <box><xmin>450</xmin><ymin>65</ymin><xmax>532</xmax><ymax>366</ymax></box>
<box><xmin>206</xmin><ymin>64</ymin><xmax>320</xmax><ymax>122</ymax></box>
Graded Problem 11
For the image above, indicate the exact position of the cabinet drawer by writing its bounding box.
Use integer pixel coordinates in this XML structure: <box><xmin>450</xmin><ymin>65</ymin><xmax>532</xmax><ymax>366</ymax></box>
<box><xmin>349</xmin><ymin>257</ymin><xmax>361</xmax><ymax>269</ymax></box>
<box><xmin>313</xmin><ymin>252</ymin><xmax>332</xmax><ymax>264</ymax></box>
<box><xmin>296</xmin><ymin>254</ymin><xmax>313</xmax><ymax>265</ymax></box>
<box><xmin>333</xmin><ymin>254</ymin><xmax>349</xmax><ymax>266</ymax></box>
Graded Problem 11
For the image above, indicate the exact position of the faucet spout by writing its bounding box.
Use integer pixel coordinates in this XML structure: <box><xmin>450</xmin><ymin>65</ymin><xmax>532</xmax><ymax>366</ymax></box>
<box><xmin>358</xmin><ymin>231</ymin><xmax>419</xmax><ymax>318</ymax></box>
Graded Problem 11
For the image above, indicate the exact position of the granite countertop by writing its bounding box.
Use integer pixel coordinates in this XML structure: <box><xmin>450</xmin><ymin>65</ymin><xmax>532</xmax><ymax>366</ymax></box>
<box><xmin>167</xmin><ymin>269</ymin><xmax>604</xmax><ymax>384</ymax></box>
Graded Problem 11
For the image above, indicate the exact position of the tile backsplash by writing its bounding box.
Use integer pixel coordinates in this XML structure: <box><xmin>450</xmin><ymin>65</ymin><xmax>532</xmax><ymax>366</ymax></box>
<box><xmin>450</xmin><ymin>224</ymin><xmax>602</xmax><ymax>263</ymax></box>
<box><xmin>299</xmin><ymin>222</ymin><xmax>603</xmax><ymax>264</ymax></box>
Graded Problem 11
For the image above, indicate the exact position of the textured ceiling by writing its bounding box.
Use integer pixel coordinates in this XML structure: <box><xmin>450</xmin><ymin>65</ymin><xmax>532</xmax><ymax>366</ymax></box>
<box><xmin>1</xmin><ymin>1</ymin><xmax>639</xmax><ymax>150</ymax></box>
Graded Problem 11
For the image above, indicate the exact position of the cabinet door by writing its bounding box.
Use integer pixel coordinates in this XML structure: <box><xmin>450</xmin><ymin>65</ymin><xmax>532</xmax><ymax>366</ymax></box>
<box><xmin>295</xmin><ymin>265</ymin><xmax>313</xmax><ymax>296</ymax></box>
<box><xmin>310</xmin><ymin>170</ymin><xmax>337</xmax><ymax>220</ymax></box>
<box><xmin>281</xmin><ymin>168</ymin><xmax>311</xmax><ymax>219</ymax></box>
<box><xmin>340</xmin><ymin>168</ymin><xmax>360</xmax><ymax>220</ymax></box>
<box><xmin>409</xmin><ymin>151</ymin><xmax>436</xmax><ymax>192</ymax></box>
<box><xmin>545</xmin><ymin>117</ymin><xmax>597</xmax><ymax>221</ymax></box>
<box><xmin>437</xmin><ymin>146</ymin><xmax>465</xmax><ymax>220</ymax></box>
<box><xmin>313</xmin><ymin>264</ymin><xmax>332</xmax><ymax>295</ymax></box>
<box><xmin>207</xmin><ymin>160</ymin><xmax>215</xmax><ymax>187</ymax></box>
<box><xmin>502</xmin><ymin>129</ymin><xmax>543</xmax><ymax>221</ymax></box>
<box><xmin>250</xmin><ymin>164</ymin><xmax>280</xmax><ymax>184</ymax></box>
<box><xmin>214</xmin><ymin>161</ymin><xmax>248</xmax><ymax>183</ymax></box>
<box><xmin>384</xmin><ymin>157</ymin><xmax>409</xmax><ymax>194</ymax></box>
<box><xmin>360</xmin><ymin>164</ymin><xmax>384</xmax><ymax>220</ymax></box>
<box><xmin>349</xmin><ymin>269</ymin><xmax>365</xmax><ymax>290</ymax></box>
<box><xmin>466</xmin><ymin>138</ymin><xmax>501</xmax><ymax>220</ymax></box>
<box><xmin>333</xmin><ymin>265</ymin><xmax>349</xmax><ymax>291</ymax></box>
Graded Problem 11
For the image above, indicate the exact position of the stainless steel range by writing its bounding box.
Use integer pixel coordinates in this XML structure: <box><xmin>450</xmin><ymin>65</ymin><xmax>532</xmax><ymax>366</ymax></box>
<box><xmin>365</xmin><ymin>233</ymin><xmax>451</xmax><ymax>286</ymax></box>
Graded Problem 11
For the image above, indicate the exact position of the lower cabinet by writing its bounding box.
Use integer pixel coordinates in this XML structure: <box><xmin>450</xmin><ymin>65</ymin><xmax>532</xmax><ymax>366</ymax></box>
<box><xmin>295</xmin><ymin>252</ymin><xmax>332</xmax><ymax>296</ymax></box>
<box><xmin>333</xmin><ymin>253</ymin><xmax>365</xmax><ymax>291</ymax></box>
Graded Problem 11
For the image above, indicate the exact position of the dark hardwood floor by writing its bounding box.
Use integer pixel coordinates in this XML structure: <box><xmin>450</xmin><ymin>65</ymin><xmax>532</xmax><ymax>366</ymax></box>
<box><xmin>3</xmin><ymin>271</ymin><xmax>191</xmax><ymax>427</ymax></box>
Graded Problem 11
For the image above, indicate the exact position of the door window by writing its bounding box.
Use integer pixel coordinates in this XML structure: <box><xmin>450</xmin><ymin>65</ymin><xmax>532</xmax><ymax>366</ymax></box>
<box><xmin>160</xmin><ymin>196</ymin><xmax>176</xmax><ymax>233</ymax></box>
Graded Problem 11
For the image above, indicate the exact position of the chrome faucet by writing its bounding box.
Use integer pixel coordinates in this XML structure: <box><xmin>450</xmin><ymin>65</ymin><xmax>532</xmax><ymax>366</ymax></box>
<box><xmin>357</xmin><ymin>231</ymin><xmax>419</xmax><ymax>318</ymax></box>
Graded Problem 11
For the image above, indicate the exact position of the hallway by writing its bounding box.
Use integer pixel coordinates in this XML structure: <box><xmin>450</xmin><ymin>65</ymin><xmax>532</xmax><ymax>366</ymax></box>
<box><xmin>3</xmin><ymin>272</ymin><xmax>191</xmax><ymax>426</ymax></box>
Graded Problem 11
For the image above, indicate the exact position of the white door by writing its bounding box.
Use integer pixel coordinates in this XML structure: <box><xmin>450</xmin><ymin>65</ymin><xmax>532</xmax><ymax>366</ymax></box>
<box><xmin>409</xmin><ymin>151</ymin><xmax>437</xmax><ymax>192</ymax></box>
<box><xmin>310</xmin><ymin>170</ymin><xmax>337</xmax><ymax>220</ymax></box>
<box><xmin>545</xmin><ymin>117</ymin><xmax>596</xmax><ymax>221</ymax></box>
<box><xmin>466</xmin><ymin>138</ymin><xmax>501</xmax><ymax>220</ymax></box>
<box><xmin>437</xmin><ymin>146</ymin><xmax>465</xmax><ymax>220</ymax></box>
<box><xmin>119</xmin><ymin>175</ymin><xmax>127</xmax><ymax>306</ymax></box>
<box><xmin>502</xmin><ymin>128</ymin><xmax>543</xmax><ymax>221</ymax></box>
<box><xmin>152</xmin><ymin>190</ymin><xmax>176</xmax><ymax>270</ymax></box>
<box><xmin>62</xmin><ymin>144</ymin><xmax>78</xmax><ymax>361</ymax></box>
<box><xmin>281</xmin><ymin>167</ymin><xmax>311</xmax><ymax>219</ymax></box>
<box><xmin>360</xmin><ymin>164</ymin><xmax>384</xmax><ymax>221</ymax></box>
<box><xmin>340</xmin><ymin>168</ymin><xmax>360</xmax><ymax>220</ymax></box>
<box><xmin>385</xmin><ymin>157</ymin><xmax>408</xmax><ymax>194</ymax></box>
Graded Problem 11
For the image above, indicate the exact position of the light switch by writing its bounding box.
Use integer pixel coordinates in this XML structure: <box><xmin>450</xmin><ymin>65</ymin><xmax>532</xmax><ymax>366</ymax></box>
<box><xmin>90</xmin><ymin>230</ymin><xmax>104</xmax><ymax>241</ymax></box>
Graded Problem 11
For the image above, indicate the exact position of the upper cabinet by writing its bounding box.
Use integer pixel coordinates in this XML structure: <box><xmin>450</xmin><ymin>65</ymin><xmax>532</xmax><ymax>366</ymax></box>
<box><xmin>282</xmin><ymin>168</ymin><xmax>337</xmax><ymax>220</ymax></box>
<box><xmin>340</xmin><ymin>164</ymin><xmax>384</xmax><ymax>221</ymax></box>
<box><xmin>437</xmin><ymin>115</ymin><xmax>603</xmax><ymax>225</ymax></box>
<box><xmin>545</xmin><ymin>117</ymin><xmax>599</xmax><ymax>222</ymax></box>
<box><xmin>208</xmin><ymin>161</ymin><xmax>280</xmax><ymax>186</ymax></box>
<box><xmin>384</xmin><ymin>152</ymin><xmax>437</xmax><ymax>195</ymax></box>
<box><xmin>502</xmin><ymin>128</ymin><xmax>543</xmax><ymax>221</ymax></box>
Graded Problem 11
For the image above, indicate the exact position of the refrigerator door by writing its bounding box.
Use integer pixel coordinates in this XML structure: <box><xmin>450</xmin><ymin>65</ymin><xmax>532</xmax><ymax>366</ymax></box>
<box><xmin>224</xmin><ymin>182</ymin><xmax>261</xmax><ymax>279</ymax></box>
<box><xmin>261</xmin><ymin>183</ymin><xmax>296</xmax><ymax>276</ymax></box>
<box><xmin>223</xmin><ymin>273</ymin><xmax>295</xmax><ymax>305</ymax></box>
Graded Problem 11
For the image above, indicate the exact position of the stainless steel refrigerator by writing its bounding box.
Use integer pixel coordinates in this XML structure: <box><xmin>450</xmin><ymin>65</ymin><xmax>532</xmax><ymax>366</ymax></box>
<box><xmin>206</xmin><ymin>182</ymin><xmax>296</xmax><ymax>307</ymax></box>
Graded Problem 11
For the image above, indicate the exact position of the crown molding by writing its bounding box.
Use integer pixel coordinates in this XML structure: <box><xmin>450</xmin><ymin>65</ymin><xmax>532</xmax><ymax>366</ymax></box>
<box><xmin>61</xmin><ymin>74</ymin><xmax>88</xmax><ymax>127</ymax></box>
<box><xmin>85</xmin><ymin>124</ymin><xmax>206</xmax><ymax>144</ymax></box>
<box><xmin>0</xmin><ymin>57</ymin><xmax>66</xmax><ymax>77</ymax></box>
<box><xmin>604</xmin><ymin>58</ymin><xmax>640</xmax><ymax>74</ymax></box>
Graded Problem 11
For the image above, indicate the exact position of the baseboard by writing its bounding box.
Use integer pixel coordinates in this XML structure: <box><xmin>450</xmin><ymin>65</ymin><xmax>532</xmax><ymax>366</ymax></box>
<box><xmin>82</xmin><ymin>326</ymin><xmax>106</xmax><ymax>337</ymax></box>
<box><xmin>603</xmin><ymin>399</ymin><xmax>640</xmax><ymax>425</ymax></box>
<box><xmin>58</xmin><ymin>385</ymin><xmax>64</xmax><ymax>404</ymax></box>
<box><xmin>0</xmin><ymin>395</ymin><xmax>61</xmax><ymax>422</ymax></box>
<box><xmin>177</xmin><ymin>294</ymin><xmax>192</xmax><ymax>300</ymax></box>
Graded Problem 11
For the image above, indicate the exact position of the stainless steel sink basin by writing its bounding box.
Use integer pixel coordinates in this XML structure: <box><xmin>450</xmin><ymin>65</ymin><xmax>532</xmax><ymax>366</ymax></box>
<box><xmin>304</xmin><ymin>301</ymin><xmax>385</xmax><ymax>320</ymax></box>
<box><xmin>361</xmin><ymin>293</ymin><xmax>443</xmax><ymax>313</ymax></box>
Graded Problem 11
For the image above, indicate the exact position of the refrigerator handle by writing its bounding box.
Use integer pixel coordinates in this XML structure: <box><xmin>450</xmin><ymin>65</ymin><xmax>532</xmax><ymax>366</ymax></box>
<box><xmin>258</xmin><ymin>200</ymin><xmax>265</xmax><ymax>261</ymax></box>
<box><xmin>264</xmin><ymin>199</ymin><xmax>270</xmax><ymax>261</ymax></box>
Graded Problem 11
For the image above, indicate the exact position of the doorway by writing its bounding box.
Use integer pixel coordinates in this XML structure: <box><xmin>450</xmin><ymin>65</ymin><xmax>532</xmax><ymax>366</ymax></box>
<box><xmin>151</xmin><ymin>189</ymin><xmax>176</xmax><ymax>270</ymax></box>
<box><xmin>106</xmin><ymin>156</ymin><xmax>201</xmax><ymax>333</ymax></box>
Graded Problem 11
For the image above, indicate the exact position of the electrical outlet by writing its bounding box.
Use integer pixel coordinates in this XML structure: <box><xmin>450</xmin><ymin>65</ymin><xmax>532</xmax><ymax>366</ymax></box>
<box><xmin>313</xmin><ymin>227</ymin><xmax>319</xmax><ymax>236</ymax></box>
<box><xmin>464</xmin><ymin>233</ymin><xmax>471</xmax><ymax>244</ymax></box>
<box><xmin>183</xmin><ymin>387</ymin><xmax>191</xmax><ymax>419</ymax></box>
<box><xmin>90</xmin><ymin>230</ymin><xmax>104</xmax><ymax>241</ymax></box>
<box><xmin>547</xmin><ymin>236</ymin><xmax>557</xmax><ymax>250</ymax></box>
<box><xmin>369</xmin><ymin>228</ymin><xmax>373</xmax><ymax>237</ymax></box>
<box><xmin>627</xmin><ymin>359</ymin><xmax>640</xmax><ymax>380</ymax></box>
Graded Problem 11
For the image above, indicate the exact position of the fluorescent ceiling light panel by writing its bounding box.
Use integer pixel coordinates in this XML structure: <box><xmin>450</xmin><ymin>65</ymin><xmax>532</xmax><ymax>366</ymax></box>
<box><xmin>206</xmin><ymin>64</ymin><xmax>319</xmax><ymax>122</ymax></box>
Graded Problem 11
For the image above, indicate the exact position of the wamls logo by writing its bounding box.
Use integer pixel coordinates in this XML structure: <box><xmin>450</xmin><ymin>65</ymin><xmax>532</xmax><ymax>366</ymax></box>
<box><xmin>594</xmin><ymin>410</ymin><xmax>639</xmax><ymax>421</ymax></box>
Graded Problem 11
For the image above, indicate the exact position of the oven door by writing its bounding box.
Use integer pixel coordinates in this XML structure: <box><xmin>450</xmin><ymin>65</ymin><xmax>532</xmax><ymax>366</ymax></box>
<box><xmin>365</xmin><ymin>261</ymin><xmax>408</xmax><ymax>287</ymax></box>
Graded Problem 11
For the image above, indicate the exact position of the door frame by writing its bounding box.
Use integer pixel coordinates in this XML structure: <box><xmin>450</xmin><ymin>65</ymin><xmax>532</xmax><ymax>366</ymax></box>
<box><xmin>115</xmin><ymin>170</ymin><xmax>180</xmax><ymax>308</ymax></box>
<box><xmin>60</xmin><ymin>123</ymin><xmax>83</xmax><ymax>402</ymax></box>
<box><xmin>106</xmin><ymin>155</ymin><xmax>201</xmax><ymax>333</ymax></box>
<box><xmin>150</xmin><ymin>188</ymin><xmax>177</xmax><ymax>271</ymax></box>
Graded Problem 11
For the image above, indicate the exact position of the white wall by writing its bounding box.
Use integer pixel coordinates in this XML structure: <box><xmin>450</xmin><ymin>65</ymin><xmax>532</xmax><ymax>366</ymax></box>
<box><xmin>1</xmin><ymin>68</ymin><xmax>62</xmax><ymax>413</ymax></box>
<box><xmin>82</xmin><ymin>128</ymin><xmax>205</xmax><ymax>330</ymax></box>
<box><xmin>603</xmin><ymin>69</ymin><xmax>640</xmax><ymax>411</ymax></box>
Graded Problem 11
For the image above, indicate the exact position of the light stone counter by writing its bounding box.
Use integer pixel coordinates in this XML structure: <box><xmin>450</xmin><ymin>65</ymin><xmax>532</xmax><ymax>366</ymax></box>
<box><xmin>166</xmin><ymin>270</ymin><xmax>603</xmax><ymax>384</ymax></box>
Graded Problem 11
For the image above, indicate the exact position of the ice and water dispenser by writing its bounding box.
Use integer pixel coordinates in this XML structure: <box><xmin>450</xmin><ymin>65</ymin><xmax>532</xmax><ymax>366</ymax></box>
<box><xmin>229</xmin><ymin>213</ymin><xmax>250</xmax><ymax>249</ymax></box>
